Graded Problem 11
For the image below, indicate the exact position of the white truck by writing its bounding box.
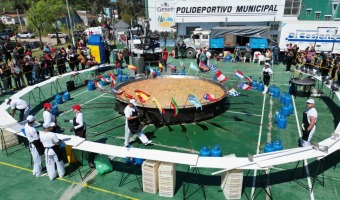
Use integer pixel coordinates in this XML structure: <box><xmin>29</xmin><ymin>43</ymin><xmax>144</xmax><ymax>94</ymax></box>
<box><xmin>278</xmin><ymin>21</ymin><xmax>340</xmax><ymax>53</ymax></box>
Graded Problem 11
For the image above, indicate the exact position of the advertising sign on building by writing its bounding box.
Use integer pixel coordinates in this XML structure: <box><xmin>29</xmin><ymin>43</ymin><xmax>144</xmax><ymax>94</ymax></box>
<box><xmin>147</xmin><ymin>0</ymin><xmax>286</xmax><ymax>31</ymax></box>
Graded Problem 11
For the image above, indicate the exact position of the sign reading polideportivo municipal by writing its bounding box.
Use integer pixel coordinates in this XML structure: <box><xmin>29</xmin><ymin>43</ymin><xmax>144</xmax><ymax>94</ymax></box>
<box><xmin>148</xmin><ymin>0</ymin><xmax>285</xmax><ymax>30</ymax></box>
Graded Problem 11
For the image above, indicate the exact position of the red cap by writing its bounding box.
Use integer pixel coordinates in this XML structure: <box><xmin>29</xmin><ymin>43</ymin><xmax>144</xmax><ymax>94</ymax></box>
<box><xmin>25</xmin><ymin>51</ymin><xmax>30</xmax><ymax>55</ymax></box>
<box><xmin>44</xmin><ymin>103</ymin><xmax>52</xmax><ymax>109</ymax></box>
<box><xmin>72</xmin><ymin>104</ymin><xmax>81</xmax><ymax>111</ymax></box>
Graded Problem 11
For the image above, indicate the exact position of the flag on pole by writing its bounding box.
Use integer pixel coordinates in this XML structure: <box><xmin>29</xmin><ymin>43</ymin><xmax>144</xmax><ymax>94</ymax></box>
<box><xmin>235</xmin><ymin>70</ymin><xmax>244</xmax><ymax>79</ymax></box>
<box><xmin>187</xmin><ymin>94</ymin><xmax>202</xmax><ymax>110</ymax></box>
<box><xmin>189</xmin><ymin>62</ymin><xmax>200</xmax><ymax>71</ymax></box>
<box><xmin>123</xmin><ymin>91</ymin><xmax>134</xmax><ymax>99</ymax></box>
<box><xmin>158</xmin><ymin>62</ymin><xmax>163</xmax><ymax>72</ymax></box>
<box><xmin>203</xmin><ymin>94</ymin><xmax>217</xmax><ymax>102</ymax></box>
<box><xmin>135</xmin><ymin>90</ymin><xmax>150</xmax><ymax>102</ymax></box>
<box><xmin>112</xmin><ymin>88</ymin><xmax>123</xmax><ymax>95</ymax></box>
<box><xmin>109</xmin><ymin>71</ymin><xmax>117</xmax><ymax>83</ymax></box>
<box><xmin>245</xmin><ymin>76</ymin><xmax>253</xmax><ymax>83</ymax></box>
<box><xmin>180</xmin><ymin>60</ymin><xmax>186</xmax><ymax>69</ymax></box>
<box><xmin>153</xmin><ymin>98</ymin><xmax>165</xmax><ymax>115</ymax></box>
<box><xmin>127</xmin><ymin>64</ymin><xmax>137</xmax><ymax>70</ymax></box>
<box><xmin>94</xmin><ymin>81</ymin><xmax>105</xmax><ymax>91</ymax></box>
<box><xmin>210</xmin><ymin>65</ymin><xmax>218</xmax><ymax>72</ymax></box>
<box><xmin>150</xmin><ymin>68</ymin><xmax>157</xmax><ymax>78</ymax></box>
<box><xmin>215</xmin><ymin>70</ymin><xmax>228</xmax><ymax>83</ymax></box>
<box><xmin>170</xmin><ymin>98</ymin><xmax>179</xmax><ymax>117</ymax></box>
<box><xmin>98</xmin><ymin>75</ymin><xmax>110</xmax><ymax>83</ymax></box>
<box><xmin>238</xmin><ymin>82</ymin><xmax>252</xmax><ymax>91</ymax></box>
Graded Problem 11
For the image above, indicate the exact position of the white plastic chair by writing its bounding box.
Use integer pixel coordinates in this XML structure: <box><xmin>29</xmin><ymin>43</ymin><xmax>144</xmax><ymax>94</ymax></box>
<box><xmin>258</xmin><ymin>55</ymin><xmax>266</xmax><ymax>65</ymax></box>
<box><xmin>252</xmin><ymin>51</ymin><xmax>261</xmax><ymax>63</ymax></box>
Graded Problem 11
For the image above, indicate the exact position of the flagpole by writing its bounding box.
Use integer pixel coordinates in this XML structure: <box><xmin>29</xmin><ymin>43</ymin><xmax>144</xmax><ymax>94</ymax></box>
<box><xmin>183</xmin><ymin>94</ymin><xmax>189</xmax><ymax>108</ymax></box>
<box><xmin>152</xmin><ymin>99</ymin><xmax>165</xmax><ymax>124</ymax></box>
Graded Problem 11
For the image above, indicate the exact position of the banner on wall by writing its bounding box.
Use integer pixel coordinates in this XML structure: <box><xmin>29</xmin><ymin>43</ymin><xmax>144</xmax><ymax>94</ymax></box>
<box><xmin>148</xmin><ymin>0</ymin><xmax>286</xmax><ymax>31</ymax></box>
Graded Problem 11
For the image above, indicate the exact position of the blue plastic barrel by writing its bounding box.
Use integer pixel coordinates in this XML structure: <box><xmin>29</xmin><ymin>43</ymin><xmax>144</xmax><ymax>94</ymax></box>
<box><xmin>135</xmin><ymin>158</ymin><xmax>144</xmax><ymax>165</ymax></box>
<box><xmin>284</xmin><ymin>95</ymin><xmax>292</xmax><ymax>106</ymax></box>
<box><xmin>211</xmin><ymin>145</ymin><xmax>222</xmax><ymax>157</ymax></box>
<box><xmin>278</xmin><ymin>115</ymin><xmax>287</xmax><ymax>129</ymax></box>
<box><xmin>118</xmin><ymin>68</ymin><xmax>123</xmax><ymax>75</ymax></box>
<box><xmin>125</xmin><ymin>157</ymin><xmax>134</xmax><ymax>163</ymax></box>
<box><xmin>288</xmin><ymin>104</ymin><xmax>294</xmax><ymax>115</ymax></box>
<box><xmin>252</xmin><ymin>80</ymin><xmax>258</xmax><ymax>90</ymax></box>
<box><xmin>55</xmin><ymin>94</ymin><xmax>63</xmax><ymax>104</ymax></box>
<box><xmin>273</xmin><ymin>139</ymin><xmax>283</xmax><ymax>151</ymax></box>
<box><xmin>274</xmin><ymin>111</ymin><xmax>281</xmax><ymax>123</ymax></box>
<box><xmin>117</xmin><ymin>75</ymin><xmax>122</xmax><ymax>83</ymax></box>
<box><xmin>264</xmin><ymin>142</ymin><xmax>275</xmax><ymax>153</ymax></box>
<box><xmin>87</xmin><ymin>80</ymin><xmax>95</xmax><ymax>91</ymax></box>
<box><xmin>122</xmin><ymin>75</ymin><xmax>128</xmax><ymax>82</ymax></box>
<box><xmin>51</xmin><ymin>102</ymin><xmax>59</xmax><ymax>116</ymax></box>
<box><xmin>273</xmin><ymin>87</ymin><xmax>280</xmax><ymax>98</ymax></box>
<box><xmin>257</xmin><ymin>82</ymin><xmax>264</xmax><ymax>92</ymax></box>
<box><xmin>63</xmin><ymin>91</ymin><xmax>70</xmax><ymax>101</ymax></box>
<box><xmin>199</xmin><ymin>146</ymin><xmax>211</xmax><ymax>157</ymax></box>
<box><xmin>280</xmin><ymin>92</ymin><xmax>287</xmax><ymax>104</ymax></box>
<box><xmin>281</xmin><ymin>105</ymin><xmax>290</xmax><ymax>116</ymax></box>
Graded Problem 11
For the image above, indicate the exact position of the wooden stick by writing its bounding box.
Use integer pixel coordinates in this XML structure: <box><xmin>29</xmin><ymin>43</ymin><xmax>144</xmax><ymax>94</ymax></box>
<box><xmin>87</xmin><ymin>115</ymin><xmax>123</xmax><ymax>129</ymax></box>
<box><xmin>93</xmin><ymin>124</ymin><xmax>125</xmax><ymax>137</ymax></box>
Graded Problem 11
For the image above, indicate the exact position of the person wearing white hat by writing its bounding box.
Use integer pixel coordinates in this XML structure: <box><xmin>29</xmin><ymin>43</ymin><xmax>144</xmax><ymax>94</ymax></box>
<box><xmin>24</xmin><ymin>115</ymin><xmax>45</xmax><ymax>177</ymax></box>
<box><xmin>301</xmin><ymin>99</ymin><xmax>318</xmax><ymax>147</ymax></box>
<box><xmin>6</xmin><ymin>98</ymin><xmax>30</xmax><ymax>122</ymax></box>
<box><xmin>259</xmin><ymin>63</ymin><xmax>273</xmax><ymax>94</ymax></box>
<box><xmin>40</xmin><ymin>122</ymin><xmax>65</xmax><ymax>180</ymax></box>
<box><xmin>124</xmin><ymin>99</ymin><xmax>152</xmax><ymax>147</ymax></box>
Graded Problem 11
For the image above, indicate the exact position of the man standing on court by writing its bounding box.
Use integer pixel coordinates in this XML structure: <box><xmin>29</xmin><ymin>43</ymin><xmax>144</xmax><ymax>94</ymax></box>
<box><xmin>124</xmin><ymin>99</ymin><xmax>152</xmax><ymax>147</ymax></box>
<box><xmin>40</xmin><ymin>122</ymin><xmax>65</xmax><ymax>180</ymax></box>
<box><xmin>43</xmin><ymin>102</ymin><xmax>58</xmax><ymax>133</ymax></box>
<box><xmin>259</xmin><ymin>63</ymin><xmax>273</xmax><ymax>94</ymax></box>
<box><xmin>6</xmin><ymin>98</ymin><xmax>30</xmax><ymax>122</ymax></box>
<box><xmin>24</xmin><ymin>115</ymin><xmax>45</xmax><ymax>177</ymax></box>
<box><xmin>64</xmin><ymin>104</ymin><xmax>86</xmax><ymax>138</ymax></box>
<box><xmin>301</xmin><ymin>99</ymin><xmax>318</xmax><ymax>147</ymax></box>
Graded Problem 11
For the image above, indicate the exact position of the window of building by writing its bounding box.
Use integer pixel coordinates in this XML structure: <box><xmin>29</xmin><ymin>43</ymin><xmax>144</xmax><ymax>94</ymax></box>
<box><xmin>284</xmin><ymin>0</ymin><xmax>302</xmax><ymax>15</ymax></box>
<box><xmin>202</xmin><ymin>35</ymin><xmax>208</xmax><ymax>39</ymax></box>
<box><xmin>325</xmin><ymin>15</ymin><xmax>331</xmax><ymax>21</ymax></box>
<box><xmin>315</xmin><ymin>12</ymin><xmax>321</xmax><ymax>19</ymax></box>
<box><xmin>306</xmin><ymin>9</ymin><xmax>312</xmax><ymax>16</ymax></box>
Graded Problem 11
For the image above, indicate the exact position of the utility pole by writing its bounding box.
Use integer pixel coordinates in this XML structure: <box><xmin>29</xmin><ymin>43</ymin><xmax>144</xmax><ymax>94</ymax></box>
<box><xmin>16</xmin><ymin>9</ymin><xmax>23</xmax><ymax>33</ymax></box>
<box><xmin>66</xmin><ymin>0</ymin><xmax>75</xmax><ymax>46</ymax></box>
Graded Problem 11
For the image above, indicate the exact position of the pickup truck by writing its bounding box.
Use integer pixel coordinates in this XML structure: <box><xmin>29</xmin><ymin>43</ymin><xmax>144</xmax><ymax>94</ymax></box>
<box><xmin>48</xmin><ymin>32</ymin><xmax>67</xmax><ymax>38</ymax></box>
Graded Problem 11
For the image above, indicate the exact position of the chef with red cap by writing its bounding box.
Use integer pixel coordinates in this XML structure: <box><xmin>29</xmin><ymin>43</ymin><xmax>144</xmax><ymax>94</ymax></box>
<box><xmin>43</xmin><ymin>102</ymin><xmax>58</xmax><ymax>132</ymax></box>
<box><xmin>64</xmin><ymin>104</ymin><xmax>86</xmax><ymax>138</ymax></box>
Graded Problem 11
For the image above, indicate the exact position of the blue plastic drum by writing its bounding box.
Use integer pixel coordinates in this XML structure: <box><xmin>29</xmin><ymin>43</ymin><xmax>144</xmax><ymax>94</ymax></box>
<box><xmin>284</xmin><ymin>95</ymin><xmax>292</xmax><ymax>106</ymax></box>
<box><xmin>55</xmin><ymin>94</ymin><xmax>63</xmax><ymax>104</ymax></box>
<box><xmin>281</xmin><ymin>105</ymin><xmax>290</xmax><ymax>116</ymax></box>
<box><xmin>288</xmin><ymin>104</ymin><xmax>294</xmax><ymax>114</ymax></box>
<box><xmin>252</xmin><ymin>80</ymin><xmax>258</xmax><ymax>90</ymax></box>
<box><xmin>117</xmin><ymin>75</ymin><xmax>122</xmax><ymax>83</ymax></box>
<box><xmin>273</xmin><ymin>87</ymin><xmax>280</xmax><ymax>98</ymax></box>
<box><xmin>269</xmin><ymin>85</ymin><xmax>276</xmax><ymax>96</ymax></box>
<box><xmin>280</xmin><ymin>92</ymin><xmax>287</xmax><ymax>104</ymax></box>
<box><xmin>274</xmin><ymin>111</ymin><xmax>281</xmax><ymax>123</ymax></box>
<box><xmin>51</xmin><ymin>102</ymin><xmax>59</xmax><ymax>116</ymax></box>
<box><xmin>199</xmin><ymin>146</ymin><xmax>211</xmax><ymax>157</ymax></box>
<box><xmin>211</xmin><ymin>145</ymin><xmax>222</xmax><ymax>157</ymax></box>
<box><xmin>273</xmin><ymin>139</ymin><xmax>283</xmax><ymax>151</ymax></box>
<box><xmin>278</xmin><ymin>115</ymin><xmax>287</xmax><ymax>129</ymax></box>
<box><xmin>118</xmin><ymin>68</ymin><xmax>123</xmax><ymax>75</ymax></box>
<box><xmin>122</xmin><ymin>75</ymin><xmax>128</xmax><ymax>82</ymax></box>
<box><xmin>63</xmin><ymin>91</ymin><xmax>70</xmax><ymax>101</ymax></box>
<box><xmin>87</xmin><ymin>80</ymin><xmax>95</xmax><ymax>91</ymax></box>
<box><xmin>264</xmin><ymin>142</ymin><xmax>275</xmax><ymax>153</ymax></box>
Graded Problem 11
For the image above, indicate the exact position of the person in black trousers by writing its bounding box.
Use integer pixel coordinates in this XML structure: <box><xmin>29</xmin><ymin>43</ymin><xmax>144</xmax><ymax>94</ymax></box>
<box><xmin>286</xmin><ymin>51</ymin><xmax>293</xmax><ymax>72</ymax></box>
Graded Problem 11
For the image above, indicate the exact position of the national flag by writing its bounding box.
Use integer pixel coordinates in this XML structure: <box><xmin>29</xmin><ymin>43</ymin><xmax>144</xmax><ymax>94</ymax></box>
<box><xmin>158</xmin><ymin>62</ymin><xmax>163</xmax><ymax>72</ymax></box>
<box><xmin>235</xmin><ymin>70</ymin><xmax>244</xmax><ymax>79</ymax></box>
<box><xmin>127</xmin><ymin>64</ymin><xmax>137</xmax><ymax>70</ymax></box>
<box><xmin>180</xmin><ymin>60</ymin><xmax>186</xmax><ymax>69</ymax></box>
<box><xmin>187</xmin><ymin>94</ymin><xmax>202</xmax><ymax>110</ymax></box>
<box><xmin>215</xmin><ymin>70</ymin><xmax>228</xmax><ymax>83</ymax></box>
<box><xmin>98</xmin><ymin>75</ymin><xmax>110</xmax><ymax>83</ymax></box>
<box><xmin>123</xmin><ymin>91</ymin><xmax>134</xmax><ymax>99</ymax></box>
<box><xmin>170</xmin><ymin>98</ymin><xmax>179</xmax><ymax>117</ymax></box>
<box><xmin>245</xmin><ymin>76</ymin><xmax>253</xmax><ymax>83</ymax></box>
<box><xmin>238</xmin><ymin>83</ymin><xmax>252</xmax><ymax>91</ymax></box>
<box><xmin>203</xmin><ymin>93</ymin><xmax>217</xmax><ymax>102</ymax></box>
<box><xmin>112</xmin><ymin>88</ymin><xmax>123</xmax><ymax>95</ymax></box>
<box><xmin>135</xmin><ymin>90</ymin><xmax>150</xmax><ymax>103</ymax></box>
<box><xmin>153</xmin><ymin>98</ymin><xmax>165</xmax><ymax>115</ymax></box>
<box><xmin>189</xmin><ymin>62</ymin><xmax>199</xmax><ymax>71</ymax></box>
<box><xmin>110</xmin><ymin>81</ymin><xmax>115</xmax><ymax>88</ymax></box>
<box><xmin>109</xmin><ymin>71</ymin><xmax>117</xmax><ymax>83</ymax></box>
<box><xmin>228</xmin><ymin>88</ymin><xmax>240</xmax><ymax>97</ymax></box>
<box><xmin>210</xmin><ymin>65</ymin><xmax>218</xmax><ymax>72</ymax></box>
<box><xmin>150</xmin><ymin>68</ymin><xmax>157</xmax><ymax>78</ymax></box>
<box><xmin>94</xmin><ymin>81</ymin><xmax>105</xmax><ymax>91</ymax></box>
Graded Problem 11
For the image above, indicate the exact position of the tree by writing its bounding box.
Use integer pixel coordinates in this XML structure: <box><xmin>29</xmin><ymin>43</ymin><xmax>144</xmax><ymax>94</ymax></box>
<box><xmin>25</xmin><ymin>0</ymin><xmax>65</xmax><ymax>48</ymax></box>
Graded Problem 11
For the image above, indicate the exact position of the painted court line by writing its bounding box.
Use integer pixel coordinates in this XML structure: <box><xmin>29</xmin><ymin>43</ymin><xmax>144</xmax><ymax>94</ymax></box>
<box><xmin>292</xmin><ymin>96</ymin><xmax>315</xmax><ymax>200</ymax></box>
<box><xmin>226</xmin><ymin>110</ymin><xmax>262</xmax><ymax>117</ymax></box>
<box><xmin>250</xmin><ymin>93</ymin><xmax>266</xmax><ymax>199</ymax></box>
<box><xmin>0</xmin><ymin>161</ymin><xmax>138</xmax><ymax>200</ymax></box>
